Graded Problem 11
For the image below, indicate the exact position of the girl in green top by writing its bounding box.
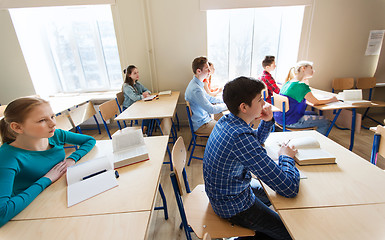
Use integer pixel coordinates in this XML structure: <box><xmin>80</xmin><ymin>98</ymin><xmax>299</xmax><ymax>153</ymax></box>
<box><xmin>273</xmin><ymin>61</ymin><xmax>338</xmax><ymax>135</ymax></box>
<box><xmin>0</xmin><ymin>97</ymin><xmax>96</xmax><ymax>227</ymax></box>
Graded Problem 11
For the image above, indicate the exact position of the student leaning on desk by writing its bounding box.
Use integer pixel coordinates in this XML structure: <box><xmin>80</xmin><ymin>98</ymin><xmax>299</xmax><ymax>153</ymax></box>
<box><xmin>273</xmin><ymin>61</ymin><xmax>338</xmax><ymax>135</ymax></box>
<box><xmin>0</xmin><ymin>97</ymin><xmax>96</xmax><ymax>227</ymax></box>
<box><xmin>203</xmin><ymin>77</ymin><xmax>300</xmax><ymax>240</ymax></box>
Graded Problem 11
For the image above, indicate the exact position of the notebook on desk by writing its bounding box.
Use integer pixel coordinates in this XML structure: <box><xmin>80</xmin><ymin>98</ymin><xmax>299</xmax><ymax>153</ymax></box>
<box><xmin>341</xmin><ymin>89</ymin><xmax>371</xmax><ymax>104</ymax></box>
<box><xmin>67</xmin><ymin>156</ymin><xmax>118</xmax><ymax>207</ymax></box>
<box><xmin>142</xmin><ymin>95</ymin><xmax>158</xmax><ymax>101</ymax></box>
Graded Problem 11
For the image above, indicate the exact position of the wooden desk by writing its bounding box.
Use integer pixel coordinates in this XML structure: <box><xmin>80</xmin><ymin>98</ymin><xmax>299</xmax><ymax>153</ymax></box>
<box><xmin>263</xmin><ymin>131</ymin><xmax>385</xmax><ymax>210</ymax></box>
<box><xmin>13</xmin><ymin>136</ymin><xmax>168</xmax><ymax>220</ymax></box>
<box><xmin>0</xmin><ymin>211</ymin><xmax>150</xmax><ymax>240</ymax></box>
<box><xmin>278</xmin><ymin>203</ymin><xmax>385</xmax><ymax>240</ymax></box>
<box><xmin>115</xmin><ymin>91</ymin><xmax>180</xmax><ymax>121</ymax></box>
<box><xmin>46</xmin><ymin>96</ymin><xmax>91</xmax><ymax>114</ymax></box>
<box><xmin>309</xmin><ymin>88</ymin><xmax>385</xmax><ymax>150</ymax></box>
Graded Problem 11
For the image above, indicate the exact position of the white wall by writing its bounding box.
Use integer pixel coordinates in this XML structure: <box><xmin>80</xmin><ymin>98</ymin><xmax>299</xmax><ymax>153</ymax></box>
<box><xmin>1</xmin><ymin>0</ymin><xmax>385</xmax><ymax>112</ymax></box>
<box><xmin>0</xmin><ymin>10</ymin><xmax>35</xmax><ymax>104</ymax></box>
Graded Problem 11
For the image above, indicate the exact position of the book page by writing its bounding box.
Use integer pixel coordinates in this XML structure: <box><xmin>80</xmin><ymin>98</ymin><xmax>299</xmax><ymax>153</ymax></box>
<box><xmin>142</xmin><ymin>95</ymin><xmax>157</xmax><ymax>101</ymax></box>
<box><xmin>112</xmin><ymin>144</ymin><xmax>148</xmax><ymax>161</ymax></box>
<box><xmin>287</xmin><ymin>136</ymin><xmax>320</xmax><ymax>149</ymax></box>
<box><xmin>343</xmin><ymin>89</ymin><xmax>363</xmax><ymax>101</ymax></box>
<box><xmin>158</xmin><ymin>90</ymin><xmax>171</xmax><ymax>95</ymax></box>
<box><xmin>295</xmin><ymin>148</ymin><xmax>335</xmax><ymax>160</ymax></box>
<box><xmin>112</xmin><ymin>129</ymin><xmax>144</xmax><ymax>152</ymax></box>
<box><xmin>66</xmin><ymin>156</ymin><xmax>113</xmax><ymax>186</ymax></box>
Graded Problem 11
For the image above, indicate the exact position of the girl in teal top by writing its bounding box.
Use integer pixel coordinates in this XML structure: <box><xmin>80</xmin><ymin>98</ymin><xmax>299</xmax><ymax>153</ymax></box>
<box><xmin>0</xmin><ymin>97</ymin><xmax>96</xmax><ymax>227</ymax></box>
<box><xmin>273</xmin><ymin>61</ymin><xmax>338</xmax><ymax>135</ymax></box>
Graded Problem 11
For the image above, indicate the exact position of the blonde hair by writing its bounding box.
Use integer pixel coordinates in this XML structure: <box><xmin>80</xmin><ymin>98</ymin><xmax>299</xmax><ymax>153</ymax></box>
<box><xmin>0</xmin><ymin>97</ymin><xmax>49</xmax><ymax>144</ymax></box>
<box><xmin>285</xmin><ymin>61</ymin><xmax>314</xmax><ymax>83</ymax></box>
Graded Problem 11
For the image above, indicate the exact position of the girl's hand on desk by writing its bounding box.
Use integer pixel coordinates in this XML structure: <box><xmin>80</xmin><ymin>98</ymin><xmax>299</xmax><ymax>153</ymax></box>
<box><xmin>142</xmin><ymin>92</ymin><xmax>150</xmax><ymax>98</ymax></box>
<box><xmin>64</xmin><ymin>158</ymin><xmax>76</xmax><ymax>168</ymax></box>
<box><xmin>278</xmin><ymin>144</ymin><xmax>298</xmax><ymax>159</ymax></box>
<box><xmin>329</xmin><ymin>96</ymin><xmax>339</xmax><ymax>103</ymax></box>
<box><xmin>44</xmin><ymin>161</ymin><xmax>67</xmax><ymax>183</ymax></box>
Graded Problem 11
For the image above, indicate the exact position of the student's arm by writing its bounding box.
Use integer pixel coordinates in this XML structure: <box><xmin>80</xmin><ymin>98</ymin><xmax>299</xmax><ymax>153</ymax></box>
<box><xmin>123</xmin><ymin>84</ymin><xmax>143</xmax><ymax>102</ymax></box>
<box><xmin>203</xmin><ymin>81</ymin><xmax>216</xmax><ymax>97</ymax></box>
<box><xmin>0</xmin><ymin>167</ymin><xmax>51</xmax><ymax>227</ymax></box>
<box><xmin>136</xmin><ymin>82</ymin><xmax>151</xmax><ymax>95</ymax></box>
<box><xmin>55</xmin><ymin>129</ymin><xmax>96</xmax><ymax>162</ymax></box>
<box><xmin>305</xmin><ymin>91</ymin><xmax>338</xmax><ymax>106</ymax></box>
<box><xmin>191</xmin><ymin>88</ymin><xmax>227</xmax><ymax>114</ymax></box>
<box><xmin>264</xmin><ymin>77</ymin><xmax>280</xmax><ymax>94</ymax></box>
<box><xmin>233</xmin><ymin>133</ymin><xmax>300</xmax><ymax>198</ymax></box>
<box><xmin>254</xmin><ymin>104</ymin><xmax>274</xmax><ymax>143</ymax></box>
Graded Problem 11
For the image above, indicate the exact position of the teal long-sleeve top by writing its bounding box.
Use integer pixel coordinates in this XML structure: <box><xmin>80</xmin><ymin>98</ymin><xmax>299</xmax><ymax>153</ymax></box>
<box><xmin>0</xmin><ymin>129</ymin><xmax>96</xmax><ymax>227</ymax></box>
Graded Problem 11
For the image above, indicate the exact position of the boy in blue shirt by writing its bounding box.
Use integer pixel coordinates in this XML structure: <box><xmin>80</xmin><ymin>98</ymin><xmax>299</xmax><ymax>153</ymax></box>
<box><xmin>203</xmin><ymin>77</ymin><xmax>300</xmax><ymax>239</ymax></box>
<box><xmin>185</xmin><ymin>56</ymin><xmax>227</xmax><ymax>135</ymax></box>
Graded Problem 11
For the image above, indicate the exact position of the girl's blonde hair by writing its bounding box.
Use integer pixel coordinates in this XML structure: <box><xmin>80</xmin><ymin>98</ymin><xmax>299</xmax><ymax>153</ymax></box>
<box><xmin>285</xmin><ymin>61</ymin><xmax>314</xmax><ymax>83</ymax></box>
<box><xmin>0</xmin><ymin>97</ymin><xmax>49</xmax><ymax>144</ymax></box>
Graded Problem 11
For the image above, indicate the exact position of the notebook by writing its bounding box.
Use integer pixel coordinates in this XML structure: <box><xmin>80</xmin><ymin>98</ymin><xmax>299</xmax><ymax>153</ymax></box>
<box><xmin>158</xmin><ymin>90</ymin><xmax>172</xmax><ymax>96</ymax></box>
<box><xmin>110</xmin><ymin>128</ymin><xmax>149</xmax><ymax>168</ymax></box>
<box><xmin>286</xmin><ymin>136</ymin><xmax>336</xmax><ymax>165</ymax></box>
<box><xmin>66</xmin><ymin>156</ymin><xmax>118</xmax><ymax>207</ymax></box>
<box><xmin>342</xmin><ymin>89</ymin><xmax>370</xmax><ymax>104</ymax></box>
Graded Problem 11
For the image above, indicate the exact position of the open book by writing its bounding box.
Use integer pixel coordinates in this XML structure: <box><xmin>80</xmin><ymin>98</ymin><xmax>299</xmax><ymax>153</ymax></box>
<box><xmin>142</xmin><ymin>95</ymin><xmax>158</xmax><ymax>101</ymax></box>
<box><xmin>67</xmin><ymin>157</ymin><xmax>118</xmax><ymax>207</ymax></box>
<box><xmin>110</xmin><ymin>128</ymin><xmax>149</xmax><ymax>168</ymax></box>
<box><xmin>286</xmin><ymin>136</ymin><xmax>336</xmax><ymax>165</ymax></box>
<box><xmin>341</xmin><ymin>89</ymin><xmax>370</xmax><ymax>104</ymax></box>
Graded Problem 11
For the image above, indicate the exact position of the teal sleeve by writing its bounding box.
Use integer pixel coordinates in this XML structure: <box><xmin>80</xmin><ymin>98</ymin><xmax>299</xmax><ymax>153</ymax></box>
<box><xmin>0</xmin><ymin>165</ymin><xmax>51</xmax><ymax>227</ymax></box>
<box><xmin>57</xmin><ymin>129</ymin><xmax>96</xmax><ymax>162</ymax></box>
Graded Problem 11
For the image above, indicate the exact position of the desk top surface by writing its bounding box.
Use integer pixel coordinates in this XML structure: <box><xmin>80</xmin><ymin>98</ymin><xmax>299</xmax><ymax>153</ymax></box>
<box><xmin>13</xmin><ymin>136</ymin><xmax>168</xmax><ymax>220</ymax></box>
<box><xmin>115</xmin><ymin>91</ymin><xmax>180</xmax><ymax>120</ymax></box>
<box><xmin>279</xmin><ymin>203</ymin><xmax>385</xmax><ymax>240</ymax></box>
<box><xmin>1</xmin><ymin>211</ymin><xmax>150</xmax><ymax>240</ymax></box>
<box><xmin>262</xmin><ymin>131</ymin><xmax>385</xmax><ymax>210</ymax></box>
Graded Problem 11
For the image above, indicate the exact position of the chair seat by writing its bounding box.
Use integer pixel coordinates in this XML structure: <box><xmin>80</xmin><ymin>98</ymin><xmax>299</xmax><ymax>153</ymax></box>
<box><xmin>275</xmin><ymin>122</ymin><xmax>317</xmax><ymax>131</ymax></box>
<box><xmin>184</xmin><ymin>184</ymin><xmax>255</xmax><ymax>239</ymax></box>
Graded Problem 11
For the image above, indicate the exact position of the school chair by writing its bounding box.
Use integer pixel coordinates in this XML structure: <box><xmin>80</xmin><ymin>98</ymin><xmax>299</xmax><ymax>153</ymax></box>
<box><xmin>116</xmin><ymin>91</ymin><xmax>133</xmax><ymax>127</ymax></box>
<box><xmin>370</xmin><ymin>125</ymin><xmax>385</xmax><ymax>166</ymax></box>
<box><xmin>170</xmin><ymin>137</ymin><xmax>255</xmax><ymax>240</ymax></box>
<box><xmin>202</xmin><ymin>232</ymin><xmax>211</xmax><ymax>240</ymax></box>
<box><xmin>55</xmin><ymin>112</ymin><xmax>78</xmax><ymax>150</ymax></box>
<box><xmin>272</xmin><ymin>93</ymin><xmax>317</xmax><ymax>132</ymax></box>
<box><xmin>98</xmin><ymin>99</ymin><xmax>123</xmax><ymax>139</ymax></box>
<box><xmin>356</xmin><ymin>77</ymin><xmax>382</xmax><ymax>126</ymax></box>
<box><xmin>68</xmin><ymin>102</ymin><xmax>101</xmax><ymax>134</ymax></box>
<box><xmin>332</xmin><ymin>78</ymin><xmax>355</xmax><ymax>93</ymax></box>
<box><xmin>186</xmin><ymin>101</ymin><xmax>209</xmax><ymax>166</ymax></box>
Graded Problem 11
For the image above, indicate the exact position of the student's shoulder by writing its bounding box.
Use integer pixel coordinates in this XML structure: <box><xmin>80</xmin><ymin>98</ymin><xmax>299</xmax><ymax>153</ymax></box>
<box><xmin>0</xmin><ymin>144</ymin><xmax>21</xmax><ymax>169</ymax></box>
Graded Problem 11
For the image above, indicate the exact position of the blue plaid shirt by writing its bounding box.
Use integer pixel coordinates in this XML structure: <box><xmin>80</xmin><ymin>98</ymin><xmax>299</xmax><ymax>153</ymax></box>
<box><xmin>203</xmin><ymin>113</ymin><xmax>300</xmax><ymax>218</ymax></box>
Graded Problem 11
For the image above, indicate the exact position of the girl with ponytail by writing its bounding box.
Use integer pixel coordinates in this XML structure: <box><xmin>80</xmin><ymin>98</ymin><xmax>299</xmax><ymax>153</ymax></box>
<box><xmin>273</xmin><ymin>61</ymin><xmax>338</xmax><ymax>135</ymax></box>
<box><xmin>0</xmin><ymin>97</ymin><xmax>96</xmax><ymax>227</ymax></box>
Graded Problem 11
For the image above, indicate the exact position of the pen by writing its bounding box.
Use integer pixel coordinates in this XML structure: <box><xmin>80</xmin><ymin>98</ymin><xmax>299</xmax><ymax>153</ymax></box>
<box><xmin>82</xmin><ymin>169</ymin><xmax>107</xmax><ymax>181</ymax></box>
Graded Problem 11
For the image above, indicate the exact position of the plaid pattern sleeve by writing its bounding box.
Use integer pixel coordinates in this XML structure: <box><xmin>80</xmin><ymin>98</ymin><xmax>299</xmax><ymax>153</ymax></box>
<box><xmin>260</xmin><ymin>71</ymin><xmax>280</xmax><ymax>103</ymax></box>
<box><xmin>203</xmin><ymin>113</ymin><xmax>300</xmax><ymax>218</ymax></box>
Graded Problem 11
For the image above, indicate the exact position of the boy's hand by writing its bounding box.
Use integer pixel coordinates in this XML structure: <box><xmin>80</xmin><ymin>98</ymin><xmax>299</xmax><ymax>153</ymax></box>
<box><xmin>259</xmin><ymin>103</ymin><xmax>273</xmax><ymax>121</ymax></box>
<box><xmin>278</xmin><ymin>144</ymin><xmax>298</xmax><ymax>159</ymax></box>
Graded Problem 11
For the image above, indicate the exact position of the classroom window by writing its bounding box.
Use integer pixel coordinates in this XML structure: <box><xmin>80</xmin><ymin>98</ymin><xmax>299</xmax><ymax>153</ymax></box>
<box><xmin>10</xmin><ymin>5</ymin><xmax>122</xmax><ymax>95</ymax></box>
<box><xmin>207</xmin><ymin>6</ymin><xmax>305</xmax><ymax>84</ymax></box>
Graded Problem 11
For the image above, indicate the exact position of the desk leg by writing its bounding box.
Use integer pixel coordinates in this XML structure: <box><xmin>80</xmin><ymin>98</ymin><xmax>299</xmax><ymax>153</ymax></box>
<box><xmin>349</xmin><ymin>108</ymin><xmax>356</xmax><ymax>151</ymax></box>
<box><xmin>325</xmin><ymin>109</ymin><xmax>342</xmax><ymax>137</ymax></box>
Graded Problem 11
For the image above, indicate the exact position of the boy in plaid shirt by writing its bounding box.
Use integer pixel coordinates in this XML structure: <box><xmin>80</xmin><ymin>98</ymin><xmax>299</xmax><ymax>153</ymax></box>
<box><xmin>259</xmin><ymin>56</ymin><xmax>280</xmax><ymax>104</ymax></box>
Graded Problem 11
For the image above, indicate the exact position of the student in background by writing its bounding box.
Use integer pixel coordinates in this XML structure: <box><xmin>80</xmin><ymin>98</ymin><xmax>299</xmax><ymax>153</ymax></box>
<box><xmin>0</xmin><ymin>97</ymin><xmax>96</xmax><ymax>227</ymax></box>
<box><xmin>203</xmin><ymin>62</ymin><xmax>222</xmax><ymax>97</ymax></box>
<box><xmin>274</xmin><ymin>61</ymin><xmax>338</xmax><ymax>135</ymax></box>
<box><xmin>259</xmin><ymin>56</ymin><xmax>280</xmax><ymax>104</ymax></box>
<box><xmin>185</xmin><ymin>56</ymin><xmax>227</xmax><ymax>135</ymax></box>
<box><xmin>122</xmin><ymin>65</ymin><xmax>151</xmax><ymax>110</ymax></box>
<box><xmin>203</xmin><ymin>77</ymin><xmax>299</xmax><ymax>240</ymax></box>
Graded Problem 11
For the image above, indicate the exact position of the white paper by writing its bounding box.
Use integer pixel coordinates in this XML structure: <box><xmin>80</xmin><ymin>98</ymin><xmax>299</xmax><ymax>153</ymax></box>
<box><xmin>67</xmin><ymin>157</ymin><xmax>118</xmax><ymax>207</ymax></box>
<box><xmin>112</xmin><ymin>129</ymin><xmax>144</xmax><ymax>152</ymax></box>
<box><xmin>158</xmin><ymin>90</ymin><xmax>172</xmax><ymax>95</ymax></box>
<box><xmin>142</xmin><ymin>95</ymin><xmax>157</xmax><ymax>101</ymax></box>
<box><xmin>365</xmin><ymin>30</ymin><xmax>385</xmax><ymax>56</ymax></box>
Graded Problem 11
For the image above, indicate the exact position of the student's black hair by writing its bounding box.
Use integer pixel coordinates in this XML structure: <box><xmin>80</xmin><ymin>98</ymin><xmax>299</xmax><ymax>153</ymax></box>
<box><xmin>223</xmin><ymin>76</ymin><xmax>265</xmax><ymax>115</ymax></box>
<box><xmin>262</xmin><ymin>56</ymin><xmax>275</xmax><ymax>68</ymax></box>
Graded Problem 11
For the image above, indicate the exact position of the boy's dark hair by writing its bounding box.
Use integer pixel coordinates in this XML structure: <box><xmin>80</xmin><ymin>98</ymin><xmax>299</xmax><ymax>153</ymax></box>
<box><xmin>192</xmin><ymin>56</ymin><xmax>208</xmax><ymax>74</ymax></box>
<box><xmin>262</xmin><ymin>56</ymin><xmax>275</xmax><ymax>68</ymax></box>
<box><xmin>223</xmin><ymin>76</ymin><xmax>265</xmax><ymax>115</ymax></box>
